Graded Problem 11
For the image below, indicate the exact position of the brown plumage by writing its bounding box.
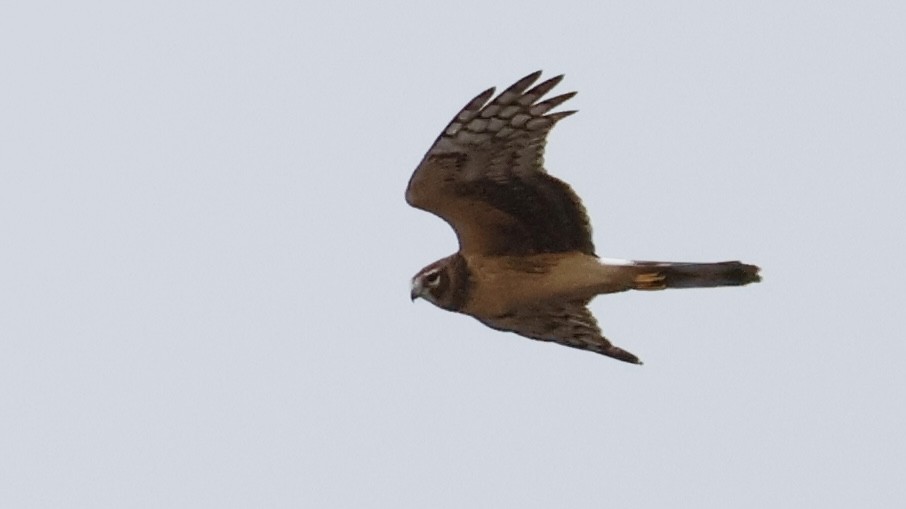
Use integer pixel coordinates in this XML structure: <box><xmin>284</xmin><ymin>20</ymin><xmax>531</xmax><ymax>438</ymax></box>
<box><xmin>406</xmin><ymin>71</ymin><xmax>760</xmax><ymax>364</ymax></box>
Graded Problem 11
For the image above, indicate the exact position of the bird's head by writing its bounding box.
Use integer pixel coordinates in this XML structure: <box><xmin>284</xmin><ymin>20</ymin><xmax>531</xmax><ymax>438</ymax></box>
<box><xmin>410</xmin><ymin>261</ymin><xmax>449</xmax><ymax>306</ymax></box>
<box><xmin>410</xmin><ymin>254</ymin><xmax>469</xmax><ymax>311</ymax></box>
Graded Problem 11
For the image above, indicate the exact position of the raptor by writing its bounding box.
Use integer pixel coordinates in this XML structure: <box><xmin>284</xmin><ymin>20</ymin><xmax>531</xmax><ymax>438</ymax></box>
<box><xmin>406</xmin><ymin>71</ymin><xmax>760</xmax><ymax>364</ymax></box>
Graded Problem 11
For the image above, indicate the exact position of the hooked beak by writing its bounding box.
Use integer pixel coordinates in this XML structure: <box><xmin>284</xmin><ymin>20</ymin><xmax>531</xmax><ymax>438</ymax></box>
<box><xmin>410</xmin><ymin>279</ymin><xmax>423</xmax><ymax>302</ymax></box>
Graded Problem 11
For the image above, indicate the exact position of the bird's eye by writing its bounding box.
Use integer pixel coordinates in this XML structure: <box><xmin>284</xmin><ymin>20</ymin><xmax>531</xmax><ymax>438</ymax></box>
<box><xmin>425</xmin><ymin>271</ymin><xmax>441</xmax><ymax>285</ymax></box>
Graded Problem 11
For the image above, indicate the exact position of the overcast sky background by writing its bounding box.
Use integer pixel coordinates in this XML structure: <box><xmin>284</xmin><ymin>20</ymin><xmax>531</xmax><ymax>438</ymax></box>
<box><xmin>2</xmin><ymin>1</ymin><xmax>904</xmax><ymax>507</ymax></box>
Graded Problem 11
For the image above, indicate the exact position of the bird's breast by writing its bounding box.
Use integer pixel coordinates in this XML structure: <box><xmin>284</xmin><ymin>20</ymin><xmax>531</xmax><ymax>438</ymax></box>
<box><xmin>461</xmin><ymin>252</ymin><xmax>609</xmax><ymax>319</ymax></box>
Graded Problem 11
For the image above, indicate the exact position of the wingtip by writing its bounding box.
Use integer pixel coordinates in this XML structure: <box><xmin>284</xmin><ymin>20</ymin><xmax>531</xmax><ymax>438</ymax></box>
<box><xmin>508</xmin><ymin>71</ymin><xmax>544</xmax><ymax>92</ymax></box>
<box><xmin>475</xmin><ymin>86</ymin><xmax>495</xmax><ymax>102</ymax></box>
<box><xmin>548</xmin><ymin>110</ymin><xmax>578</xmax><ymax>122</ymax></box>
<box><xmin>461</xmin><ymin>86</ymin><xmax>496</xmax><ymax>113</ymax></box>
<box><xmin>522</xmin><ymin>69</ymin><xmax>544</xmax><ymax>81</ymax></box>
<box><xmin>527</xmin><ymin>70</ymin><xmax>565</xmax><ymax>82</ymax></box>
<box><xmin>605</xmin><ymin>346</ymin><xmax>642</xmax><ymax>365</ymax></box>
<box><xmin>546</xmin><ymin>73</ymin><xmax>566</xmax><ymax>87</ymax></box>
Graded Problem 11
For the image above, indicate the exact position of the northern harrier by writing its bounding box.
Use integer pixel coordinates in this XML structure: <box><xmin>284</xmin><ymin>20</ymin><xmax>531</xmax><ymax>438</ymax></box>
<box><xmin>406</xmin><ymin>71</ymin><xmax>760</xmax><ymax>364</ymax></box>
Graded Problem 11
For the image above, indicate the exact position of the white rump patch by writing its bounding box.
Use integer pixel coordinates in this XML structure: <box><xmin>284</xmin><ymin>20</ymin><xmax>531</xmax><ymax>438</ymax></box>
<box><xmin>600</xmin><ymin>257</ymin><xmax>636</xmax><ymax>266</ymax></box>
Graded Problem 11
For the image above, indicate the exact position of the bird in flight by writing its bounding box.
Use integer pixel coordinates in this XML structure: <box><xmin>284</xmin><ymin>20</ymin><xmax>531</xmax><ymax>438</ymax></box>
<box><xmin>406</xmin><ymin>71</ymin><xmax>760</xmax><ymax>364</ymax></box>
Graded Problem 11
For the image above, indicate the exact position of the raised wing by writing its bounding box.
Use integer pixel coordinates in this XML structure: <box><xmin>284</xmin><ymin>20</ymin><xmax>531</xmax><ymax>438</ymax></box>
<box><xmin>479</xmin><ymin>301</ymin><xmax>641</xmax><ymax>364</ymax></box>
<box><xmin>406</xmin><ymin>71</ymin><xmax>595</xmax><ymax>257</ymax></box>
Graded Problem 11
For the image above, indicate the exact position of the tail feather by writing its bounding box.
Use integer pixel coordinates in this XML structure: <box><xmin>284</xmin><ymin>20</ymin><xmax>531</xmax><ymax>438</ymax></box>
<box><xmin>631</xmin><ymin>261</ymin><xmax>761</xmax><ymax>290</ymax></box>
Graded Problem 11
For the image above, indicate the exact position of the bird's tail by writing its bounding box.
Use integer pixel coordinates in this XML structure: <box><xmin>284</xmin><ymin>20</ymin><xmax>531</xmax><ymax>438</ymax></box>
<box><xmin>626</xmin><ymin>260</ymin><xmax>761</xmax><ymax>290</ymax></box>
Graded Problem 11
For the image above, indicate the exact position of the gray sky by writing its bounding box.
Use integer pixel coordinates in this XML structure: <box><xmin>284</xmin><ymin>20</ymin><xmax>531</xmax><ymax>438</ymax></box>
<box><xmin>2</xmin><ymin>1</ymin><xmax>904</xmax><ymax>507</ymax></box>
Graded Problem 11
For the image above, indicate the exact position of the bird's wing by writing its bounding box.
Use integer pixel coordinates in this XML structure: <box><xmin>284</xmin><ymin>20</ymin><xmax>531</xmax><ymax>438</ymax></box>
<box><xmin>405</xmin><ymin>71</ymin><xmax>595</xmax><ymax>257</ymax></box>
<box><xmin>479</xmin><ymin>300</ymin><xmax>641</xmax><ymax>364</ymax></box>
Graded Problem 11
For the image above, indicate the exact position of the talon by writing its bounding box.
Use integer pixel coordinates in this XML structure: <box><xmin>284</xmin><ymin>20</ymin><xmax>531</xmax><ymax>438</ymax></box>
<box><xmin>634</xmin><ymin>272</ymin><xmax>667</xmax><ymax>290</ymax></box>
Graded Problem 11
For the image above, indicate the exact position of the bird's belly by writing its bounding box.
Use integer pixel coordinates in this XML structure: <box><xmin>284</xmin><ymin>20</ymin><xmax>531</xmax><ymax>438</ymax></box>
<box><xmin>462</xmin><ymin>253</ymin><xmax>620</xmax><ymax>318</ymax></box>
